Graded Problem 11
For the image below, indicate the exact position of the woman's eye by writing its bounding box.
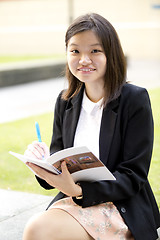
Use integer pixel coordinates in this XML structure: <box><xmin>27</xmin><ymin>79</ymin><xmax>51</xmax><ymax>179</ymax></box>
<box><xmin>91</xmin><ymin>49</ymin><xmax>101</xmax><ymax>53</ymax></box>
<box><xmin>71</xmin><ymin>50</ymin><xmax>79</xmax><ymax>53</ymax></box>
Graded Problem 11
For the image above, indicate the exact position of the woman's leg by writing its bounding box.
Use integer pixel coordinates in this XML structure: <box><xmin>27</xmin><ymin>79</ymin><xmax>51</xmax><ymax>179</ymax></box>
<box><xmin>23</xmin><ymin>208</ymin><xmax>94</xmax><ymax>240</ymax></box>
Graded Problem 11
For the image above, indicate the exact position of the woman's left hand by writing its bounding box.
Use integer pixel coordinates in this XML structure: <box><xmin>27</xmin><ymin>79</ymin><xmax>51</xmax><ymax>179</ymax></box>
<box><xmin>26</xmin><ymin>161</ymin><xmax>82</xmax><ymax>197</ymax></box>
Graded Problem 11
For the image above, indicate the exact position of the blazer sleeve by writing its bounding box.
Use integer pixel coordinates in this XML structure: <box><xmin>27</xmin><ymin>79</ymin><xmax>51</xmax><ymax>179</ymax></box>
<box><xmin>73</xmin><ymin>87</ymin><xmax>154</xmax><ymax>207</ymax></box>
<box><xmin>36</xmin><ymin>91</ymin><xmax>67</xmax><ymax>189</ymax></box>
<box><xmin>50</xmin><ymin>91</ymin><xmax>67</xmax><ymax>155</ymax></box>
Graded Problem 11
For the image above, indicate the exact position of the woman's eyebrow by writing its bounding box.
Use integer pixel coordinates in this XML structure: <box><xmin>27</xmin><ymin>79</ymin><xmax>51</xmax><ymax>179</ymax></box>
<box><xmin>68</xmin><ymin>43</ymin><xmax>78</xmax><ymax>47</ymax></box>
<box><xmin>90</xmin><ymin>43</ymin><xmax>102</xmax><ymax>47</ymax></box>
<box><xmin>68</xmin><ymin>43</ymin><xmax>102</xmax><ymax>47</ymax></box>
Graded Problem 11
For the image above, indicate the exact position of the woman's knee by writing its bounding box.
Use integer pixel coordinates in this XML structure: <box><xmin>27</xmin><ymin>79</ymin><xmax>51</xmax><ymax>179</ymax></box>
<box><xmin>23</xmin><ymin>214</ymin><xmax>43</xmax><ymax>240</ymax></box>
<box><xmin>23</xmin><ymin>212</ymin><xmax>50</xmax><ymax>240</ymax></box>
<box><xmin>23</xmin><ymin>210</ymin><xmax>62</xmax><ymax>240</ymax></box>
<box><xmin>23</xmin><ymin>208</ymin><xmax>93</xmax><ymax>240</ymax></box>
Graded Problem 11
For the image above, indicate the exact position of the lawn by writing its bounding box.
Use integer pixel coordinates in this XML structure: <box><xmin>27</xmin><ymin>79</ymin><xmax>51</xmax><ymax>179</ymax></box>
<box><xmin>0</xmin><ymin>88</ymin><xmax>159</xmax><ymax>206</ymax></box>
<box><xmin>0</xmin><ymin>112</ymin><xmax>58</xmax><ymax>196</ymax></box>
<box><xmin>148</xmin><ymin>88</ymin><xmax>160</xmax><ymax>207</ymax></box>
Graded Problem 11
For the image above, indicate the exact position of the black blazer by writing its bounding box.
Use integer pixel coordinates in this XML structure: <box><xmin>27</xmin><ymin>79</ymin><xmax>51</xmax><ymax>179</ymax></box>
<box><xmin>37</xmin><ymin>83</ymin><xmax>160</xmax><ymax>240</ymax></box>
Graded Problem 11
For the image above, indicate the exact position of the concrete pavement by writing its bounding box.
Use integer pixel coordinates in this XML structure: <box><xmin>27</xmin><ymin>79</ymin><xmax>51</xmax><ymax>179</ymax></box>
<box><xmin>0</xmin><ymin>189</ymin><xmax>53</xmax><ymax>240</ymax></box>
<box><xmin>0</xmin><ymin>76</ymin><xmax>66</xmax><ymax>123</ymax></box>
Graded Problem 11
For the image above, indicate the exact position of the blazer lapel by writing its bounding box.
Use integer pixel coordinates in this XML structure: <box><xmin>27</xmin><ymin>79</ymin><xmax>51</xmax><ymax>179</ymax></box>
<box><xmin>99</xmin><ymin>98</ymin><xmax>119</xmax><ymax>166</ymax></box>
<box><xmin>62</xmin><ymin>87</ymin><xmax>84</xmax><ymax>148</ymax></box>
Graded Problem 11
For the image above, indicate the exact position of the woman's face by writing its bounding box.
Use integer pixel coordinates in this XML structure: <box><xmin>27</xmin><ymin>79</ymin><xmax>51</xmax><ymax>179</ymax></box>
<box><xmin>67</xmin><ymin>30</ymin><xmax>107</xmax><ymax>88</ymax></box>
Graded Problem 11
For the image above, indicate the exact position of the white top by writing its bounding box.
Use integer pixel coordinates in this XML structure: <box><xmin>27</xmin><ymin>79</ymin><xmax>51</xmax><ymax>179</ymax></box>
<box><xmin>73</xmin><ymin>90</ymin><xmax>103</xmax><ymax>159</ymax></box>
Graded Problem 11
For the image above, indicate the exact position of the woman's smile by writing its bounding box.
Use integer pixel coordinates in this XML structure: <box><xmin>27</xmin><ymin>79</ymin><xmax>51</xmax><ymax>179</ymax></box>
<box><xmin>77</xmin><ymin>67</ymin><xmax>96</xmax><ymax>73</ymax></box>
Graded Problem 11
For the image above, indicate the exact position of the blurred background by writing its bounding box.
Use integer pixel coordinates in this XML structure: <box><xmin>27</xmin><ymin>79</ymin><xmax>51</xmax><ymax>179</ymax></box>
<box><xmin>0</xmin><ymin>0</ymin><xmax>160</xmax><ymax>59</ymax></box>
<box><xmin>0</xmin><ymin>0</ymin><xmax>160</xmax><ymax>122</ymax></box>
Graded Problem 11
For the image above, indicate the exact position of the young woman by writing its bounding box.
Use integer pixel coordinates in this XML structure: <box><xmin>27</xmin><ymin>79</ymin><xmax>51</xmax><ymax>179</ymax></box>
<box><xmin>23</xmin><ymin>13</ymin><xmax>160</xmax><ymax>240</ymax></box>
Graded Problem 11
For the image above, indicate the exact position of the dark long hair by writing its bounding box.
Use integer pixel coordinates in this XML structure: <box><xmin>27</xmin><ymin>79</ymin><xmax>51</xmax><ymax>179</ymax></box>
<box><xmin>62</xmin><ymin>13</ymin><xmax>127</xmax><ymax>105</ymax></box>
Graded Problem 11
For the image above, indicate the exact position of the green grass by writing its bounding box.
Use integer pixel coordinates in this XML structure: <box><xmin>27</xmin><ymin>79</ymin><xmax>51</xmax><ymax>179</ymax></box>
<box><xmin>148</xmin><ymin>88</ymin><xmax>160</xmax><ymax>208</ymax></box>
<box><xmin>0</xmin><ymin>88</ymin><xmax>159</xmax><ymax>206</ymax></box>
<box><xmin>0</xmin><ymin>112</ymin><xmax>58</xmax><ymax>196</ymax></box>
<box><xmin>0</xmin><ymin>55</ymin><xmax>65</xmax><ymax>64</ymax></box>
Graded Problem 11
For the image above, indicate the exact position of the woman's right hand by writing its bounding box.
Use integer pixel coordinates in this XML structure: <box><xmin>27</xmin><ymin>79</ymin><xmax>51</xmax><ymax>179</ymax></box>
<box><xmin>24</xmin><ymin>141</ymin><xmax>50</xmax><ymax>160</ymax></box>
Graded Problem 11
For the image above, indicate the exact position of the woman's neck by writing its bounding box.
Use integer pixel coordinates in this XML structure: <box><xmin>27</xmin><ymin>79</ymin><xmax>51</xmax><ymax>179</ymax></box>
<box><xmin>85</xmin><ymin>83</ymin><xmax>104</xmax><ymax>103</ymax></box>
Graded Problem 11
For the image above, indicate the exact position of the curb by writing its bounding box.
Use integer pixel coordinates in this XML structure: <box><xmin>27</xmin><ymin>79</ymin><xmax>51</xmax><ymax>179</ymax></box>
<box><xmin>0</xmin><ymin>60</ymin><xmax>66</xmax><ymax>87</ymax></box>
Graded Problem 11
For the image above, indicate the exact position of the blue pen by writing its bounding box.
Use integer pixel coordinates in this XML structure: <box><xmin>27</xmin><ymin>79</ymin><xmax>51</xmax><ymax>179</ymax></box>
<box><xmin>35</xmin><ymin>122</ymin><xmax>44</xmax><ymax>159</ymax></box>
<box><xmin>35</xmin><ymin>122</ymin><xmax>42</xmax><ymax>142</ymax></box>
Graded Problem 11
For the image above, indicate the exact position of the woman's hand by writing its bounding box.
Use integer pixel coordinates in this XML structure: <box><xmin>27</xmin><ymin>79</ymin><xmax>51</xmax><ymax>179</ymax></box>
<box><xmin>24</xmin><ymin>141</ymin><xmax>50</xmax><ymax>160</ymax></box>
<box><xmin>26</xmin><ymin>161</ymin><xmax>82</xmax><ymax>197</ymax></box>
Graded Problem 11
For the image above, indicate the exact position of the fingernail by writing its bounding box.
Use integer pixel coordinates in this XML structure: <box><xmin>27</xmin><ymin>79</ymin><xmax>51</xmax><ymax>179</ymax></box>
<box><xmin>62</xmin><ymin>161</ymin><xmax>66</xmax><ymax>166</ymax></box>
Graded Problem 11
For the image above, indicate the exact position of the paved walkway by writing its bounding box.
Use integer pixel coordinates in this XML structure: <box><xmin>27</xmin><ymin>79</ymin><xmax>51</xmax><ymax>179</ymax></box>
<box><xmin>0</xmin><ymin>59</ymin><xmax>160</xmax><ymax>240</ymax></box>
<box><xmin>0</xmin><ymin>76</ymin><xmax>66</xmax><ymax>123</ymax></box>
<box><xmin>0</xmin><ymin>189</ymin><xmax>53</xmax><ymax>240</ymax></box>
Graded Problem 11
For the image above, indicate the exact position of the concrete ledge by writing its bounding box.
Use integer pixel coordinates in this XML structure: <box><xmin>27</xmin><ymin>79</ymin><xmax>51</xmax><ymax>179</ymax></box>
<box><xmin>0</xmin><ymin>189</ymin><xmax>53</xmax><ymax>240</ymax></box>
<box><xmin>0</xmin><ymin>59</ymin><xmax>66</xmax><ymax>87</ymax></box>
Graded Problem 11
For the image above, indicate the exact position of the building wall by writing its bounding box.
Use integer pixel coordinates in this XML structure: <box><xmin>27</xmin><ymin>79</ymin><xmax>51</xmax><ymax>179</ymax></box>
<box><xmin>0</xmin><ymin>0</ymin><xmax>160</xmax><ymax>60</ymax></box>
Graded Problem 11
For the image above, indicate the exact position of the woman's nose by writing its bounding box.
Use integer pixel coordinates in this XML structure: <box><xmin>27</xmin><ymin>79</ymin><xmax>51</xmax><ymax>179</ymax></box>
<box><xmin>79</xmin><ymin>54</ymin><xmax>92</xmax><ymax>65</ymax></box>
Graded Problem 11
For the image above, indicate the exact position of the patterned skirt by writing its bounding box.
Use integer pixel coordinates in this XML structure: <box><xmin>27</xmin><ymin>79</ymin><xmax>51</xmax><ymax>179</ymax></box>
<box><xmin>49</xmin><ymin>197</ymin><xmax>134</xmax><ymax>240</ymax></box>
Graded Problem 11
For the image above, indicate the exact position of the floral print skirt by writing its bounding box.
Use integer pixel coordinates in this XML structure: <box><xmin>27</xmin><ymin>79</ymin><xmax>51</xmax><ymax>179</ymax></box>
<box><xmin>49</xmin><ymin>197</ymin><xmax>134</xmax><ymax>240</ymax></box>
